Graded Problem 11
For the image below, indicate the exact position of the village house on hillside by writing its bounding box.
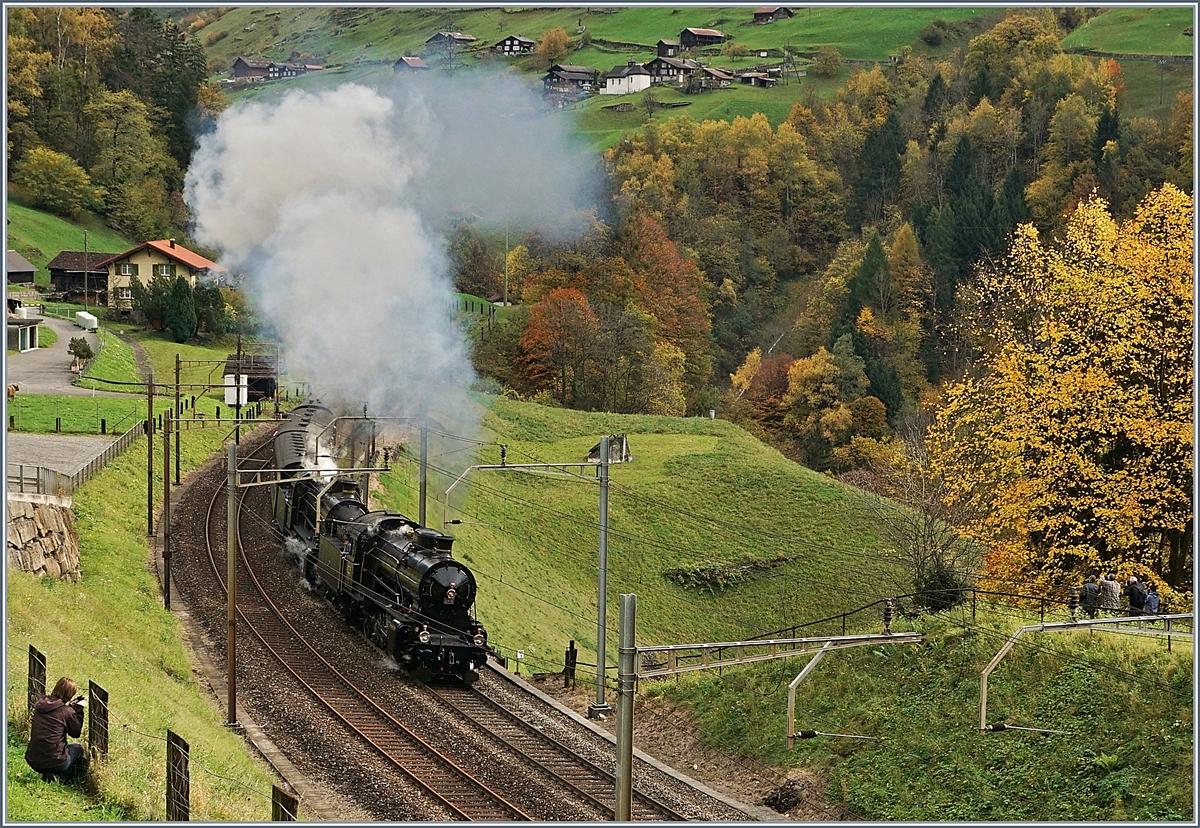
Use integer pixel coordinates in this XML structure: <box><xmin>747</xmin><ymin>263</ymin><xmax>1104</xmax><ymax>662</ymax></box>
<box><xmin>543</xmin><ymin>63</ymin><xmax>600</xmax><ymax>98</ymax></box>
<box><xmin>494</xmin><ymin>34</ymin><xmax>535</xmax><ymax>55</ymax></box>
<box><xmin>425</xmin><ymin>32</ymin><xmax>476</xmax><ymax>51</ymax></box>
<box><xmin>393</xmin><ymin>56</ymin><xmax>430</xmax><ymax>73</ymax></box>
<box><xmin>47</xmin><ymin>250</ymin><xmax>116</xmax><ymax>304</ymax></box>
<box><xmin>753</xmin><ymin>7</ymin><xmax>795</xmax><ymax>24</ymax></box>
<box><xmin>645</xmin><ymin>55</ymin><xmax>702</xmax><ymax>85</ymax></box>
<box><xmin>679</xmin><ymin>27</ymin><xmax>727</xmax><ymax>50</ymax></box>
<box><xmin>231</xmin><ymin>56</ymin><xmax>320</xmax><ymax>80</ymax></box>
<box><xmin>657</xmin><ymin>38</ymin><xmax>680</xmax><ymax>57</ymax></box>
<box><xmin>97</xmin><ymin>239</ymin><xmax>227</xmax><ymax>314</ymax></box>
<box><xmin>601</xmin><ymin>60</ymin><xmax>651</xmax><ymax>95</ymax></box>
<box><xmin>6</xmin><ymin>250</ymin><xmax>37</xmax><ymax>287</ymax></box>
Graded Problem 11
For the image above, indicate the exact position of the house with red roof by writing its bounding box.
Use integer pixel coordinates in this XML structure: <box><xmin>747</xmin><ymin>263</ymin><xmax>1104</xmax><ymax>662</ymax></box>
<box><xmin>95</xmin><ymin>239</ymin><xmax>227</xmax><ymax>314</ymax></box>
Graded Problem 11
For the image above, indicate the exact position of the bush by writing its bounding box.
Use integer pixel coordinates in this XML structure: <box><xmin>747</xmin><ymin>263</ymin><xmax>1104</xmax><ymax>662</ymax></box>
<box><xmin>68</xmin><ymin>337</ymin><xmax>94</xmax><ymax>361</ymax></box>
<box><xmin>913</xmin><ymin>560</ymin><xmax>967</xmax><ymax>612</ymax></box>
<box><xmin>812</xmin><ymin>44</ymin><xmax>842</xmax><ymax>78</ymax></box>
<box><xmin>921</xmin><ymin>18</ymin><xmax>950</xmax><ymax>46</ymax></box>
<box><xmin>13</xmin><ymin>147</ymin><xmax>97</xmax><ymax>217</ymax></box>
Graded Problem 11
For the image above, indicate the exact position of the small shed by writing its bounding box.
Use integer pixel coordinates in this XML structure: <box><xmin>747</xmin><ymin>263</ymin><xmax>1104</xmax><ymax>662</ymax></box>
<box><xmin>393</xmin><ymin>56</ymin><xmax>430</xmax><ymax>73</ymax></box>
<box><xmin>657</xmin><ymin>39</ymin><xmax>680</xmax><ymax>58</ymax></box>
<box><xmin>739</xmin><ymin>72</ymin><xmax>777</xmax><ymax>88</ymax></box>
<box><xmin>7</xmin><ymin>317</ymin><xmax>39</xmax><ymax>352</ymax></box>
<box><xmin>6</xmin><ymin>250</ymin><xmax>37</xmax><ymax>286</ymax></box>
<box><xmin>223</xmin><ymin>354</ymin><xmax>278</xmax><ymax>402</ymax></box>
<box><xmin>587</xmin><ymin>434</ymin><xmax>633</xmax><ymax>464</ymax></box>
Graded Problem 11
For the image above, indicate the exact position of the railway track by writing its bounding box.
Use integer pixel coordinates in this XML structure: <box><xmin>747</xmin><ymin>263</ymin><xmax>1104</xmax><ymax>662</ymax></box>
<box><xmin>427</xmin><ymin>682</ymin><xmax>687</xmax><ymax>821</ymax></box>
<box><xmin>202</xmin><ymin>441</ymin><xmax>530</xmax><ymax>821</ymax></box>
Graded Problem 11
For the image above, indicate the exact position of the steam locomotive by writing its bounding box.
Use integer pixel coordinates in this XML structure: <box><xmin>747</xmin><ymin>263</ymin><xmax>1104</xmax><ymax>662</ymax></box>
<box><xmin>271</xmin><ymin>403</ymin><xmax>489</xmax><ymax>684</ymax></box>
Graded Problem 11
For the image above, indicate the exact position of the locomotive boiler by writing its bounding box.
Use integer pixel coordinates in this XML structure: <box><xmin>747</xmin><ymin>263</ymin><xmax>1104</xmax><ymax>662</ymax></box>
<box><xmin>271</xmin><ymin>403</ymin><xmax>489</xmax><ymax>684</ymax></box>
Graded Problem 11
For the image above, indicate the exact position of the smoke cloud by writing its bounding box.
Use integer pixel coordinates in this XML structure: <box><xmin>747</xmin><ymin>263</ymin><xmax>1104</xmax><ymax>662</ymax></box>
<box><xmin>185</xmin><ymin>72</ymin><xmax>596</xmax><ymax>439</ymax></box>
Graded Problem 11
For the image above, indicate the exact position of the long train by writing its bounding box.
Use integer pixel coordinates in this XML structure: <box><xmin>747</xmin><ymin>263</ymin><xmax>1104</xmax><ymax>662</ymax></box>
<box><xmin>271</xmin><ymin>402</ymin><xmax>489</xmax><ymax>684</ymax></box>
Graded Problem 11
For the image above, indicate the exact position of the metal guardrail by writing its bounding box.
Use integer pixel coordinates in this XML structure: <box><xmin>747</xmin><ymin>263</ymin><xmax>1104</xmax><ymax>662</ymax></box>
<box><xmin>6</xmin><ymin>420</ymin><xmax>145</xmax><ymax>496</ymax></box>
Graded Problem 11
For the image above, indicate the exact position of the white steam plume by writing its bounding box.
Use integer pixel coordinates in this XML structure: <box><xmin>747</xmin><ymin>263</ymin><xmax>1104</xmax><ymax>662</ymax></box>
<box><xmin>185</xmin><ymin>73</ymin><xmax>595</xmax><ymax>438</ymax></box>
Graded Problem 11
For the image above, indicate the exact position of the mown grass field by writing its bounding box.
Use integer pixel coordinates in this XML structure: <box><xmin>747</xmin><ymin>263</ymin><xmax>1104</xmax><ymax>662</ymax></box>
<box><xmin>4</xmin><ymin>202</ymin><xmax>133</xmax><ymax>286</ymax></box>
<box><xmin>6</xmin><ymin>423</ymin><xmax>279</xmax><ymax>821</ymax></box>
<box><xmin>1061</xmin><ymin>7</ymin><xmax>1196</xmax><ymax>56</ymax></box>
<box><xmin>649</xmin><ymin>607</ymin><xmax>1193</xmax><ymax>820</ymax></box>
<box><xmin>373</xmin><ymin>395</ymin><xmax>902</xmax><ymax>676</ymax></box>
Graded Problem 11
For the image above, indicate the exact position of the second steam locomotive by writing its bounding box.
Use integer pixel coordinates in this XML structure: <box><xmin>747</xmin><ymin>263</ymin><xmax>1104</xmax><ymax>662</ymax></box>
<box><xmin>271</xmin><ymin>403</ymin><xmax>489</xmax><ymax>684</ymax></box>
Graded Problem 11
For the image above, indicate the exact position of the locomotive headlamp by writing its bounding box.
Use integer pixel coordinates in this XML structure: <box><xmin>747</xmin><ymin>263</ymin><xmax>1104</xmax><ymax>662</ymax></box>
<box><xmin>445</xmin><ymin>587</ymin><xmax>457</xmax><ymax>604</ymax></box>
<box><xmin>418</xmin><ymin>627</ymin><xmax>431</xmax><ymax>644</ymax></box>
<box><xmin>473</xmin><ymin>633</ymin><xmax>485</xmax><ymax>646</ymax></box>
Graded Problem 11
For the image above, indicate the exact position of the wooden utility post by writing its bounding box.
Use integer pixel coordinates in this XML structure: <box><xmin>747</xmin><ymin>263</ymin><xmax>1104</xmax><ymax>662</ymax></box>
<box><xmin>174</xmin><ymin>354</ymin><xmax>182</xmax><ymax>484</ymax></box>
<box><xmin>226</xmin><ymin>441</ymin><xmax>238</xmax><ymax>725</ymax></box>
<box><xmin>162</xmin><ymin>410</ymin><xmax>172</xmax><ymax>610</ymax></box>
<box><xmin>588</xmin><ymin>436</ymin><xmax>612</xmax><ymax>718</ymax></box>
<box><xmin>146</xmin><ymin>377</ymin><xmax>155</xmax><ymax>535</ymax></box>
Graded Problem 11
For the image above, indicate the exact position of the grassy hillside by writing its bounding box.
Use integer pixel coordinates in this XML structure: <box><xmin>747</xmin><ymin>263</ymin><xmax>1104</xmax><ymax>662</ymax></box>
<box><xmin>373</xmin><ymin>396</ymin><xmax>905</xmax><ymax>676</ymax></box>
<box><xmin>1061</xmin><ymin>7</ymin><xmax>1196</xmax><ymax>56</ymax></box>
<box><xmin>5</xmin><ymin>202</ymin><xmax>135</xmax><ymax>286</ymax></box>
<box><xmin>6</xmin><ymin>425</ymin><xmax>278</xmax><ymax>821</ymax></box>
<box><xmin>649</xmin><ymin>608</ymin><xmax>1193</xmax><ymax>820</ymax></box>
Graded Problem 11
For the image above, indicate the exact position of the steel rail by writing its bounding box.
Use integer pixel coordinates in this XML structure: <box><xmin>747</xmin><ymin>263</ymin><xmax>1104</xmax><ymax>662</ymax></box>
<box><xmin>201</xmin><ymin>437</ymin><xmax>529</xmax><ymax>821</ymax></box>
<box><xmin>427</xmin><ymin>682</ymin><xmax>688</xmax><ymax>821</ymax></box>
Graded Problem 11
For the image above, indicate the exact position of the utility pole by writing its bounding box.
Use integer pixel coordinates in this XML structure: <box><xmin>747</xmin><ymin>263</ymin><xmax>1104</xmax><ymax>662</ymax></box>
<box><xmin>234</xmin><ymin>335</ymin><xmax>243</xmax><ymax>445</ymax></box>
<box><xmin>503</xmin><ymin>223</ymin><xmax>509</xmax><ymax>308</ymax></box>
<box><xmin>146</xmin><ymin>377</ymin><xmax>155</xmax><ymax>535</ymax></box>
<box><xmin>419</xmin><ymin>421</ymin><xmax>429</xmax><ymax>527</ymax></box>
<box><xmin>174</xmin><ymin>354</ymin><xmax>182</xmax><ymax>484</ymax></box>
<box><xmin>614</xmin><ymin>592</ymin><xmax>636</xmax><ymax>820</ymax></box>
<box><xmin>588</xmin><ymin>436</ymin><xmax>612</xmax><ymax>718</ymax></box>
<box><xmin>226</xmin><ymin>441</ymin><xmax>238</xmax><ymax>726</ymax></box>
<box><xmin>82</xmin><ymin>230</ymin><xmax>89</xmax><ymax>312</ymax></box>
<box><xmin>162</xmin><ymin>409</ymin><xmax>171</xmax><ymax>610</ymax></box>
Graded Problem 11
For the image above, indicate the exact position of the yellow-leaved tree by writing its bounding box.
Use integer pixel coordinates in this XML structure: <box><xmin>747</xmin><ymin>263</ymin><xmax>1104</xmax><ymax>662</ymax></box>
<box><xmin>929</xmin><ymin>184</ymin><xmax>1193</xmax><ymax>602</ymax></box>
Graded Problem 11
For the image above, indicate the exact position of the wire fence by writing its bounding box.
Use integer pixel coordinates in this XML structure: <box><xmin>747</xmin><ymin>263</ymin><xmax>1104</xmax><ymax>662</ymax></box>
<box><xmin>20</xmin><ymin>644</ymin><xmax>300</xmax><ymax>821</ymax></box>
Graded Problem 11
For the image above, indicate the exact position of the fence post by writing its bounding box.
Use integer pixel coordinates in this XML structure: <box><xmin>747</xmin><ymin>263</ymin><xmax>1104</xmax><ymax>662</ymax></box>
<box><xmin>972</xmin><ymin>590</ymin><xmax>977</xmax><ymax>621</ymax></box>
<box><xmin>27</xmin><ymin>646</ymin><xmax>47</xmax><ymax>718</ymax></box>
<box><xmin>166</xmin><ymin>730</ymin><xmax>190</xmax><ymax>821</ymax></box>
<box><xmin>88</xmin><ymin>681</ymin><xmax>109</xmax><ymax>760</ymax></box>
<box><xmin>272</xmin><ymin>784</ymin><xmax>299</xmax><ymax>821</ymax></box>
<box><xmin>1040</xmin><ymin>598</ymin><xmax>1045</xmax><ymax>624</ymax></box>
<box><xmin>564</xmin><ymin>640</ymin><xmax>577</xmax><ymax>689</ymax></box>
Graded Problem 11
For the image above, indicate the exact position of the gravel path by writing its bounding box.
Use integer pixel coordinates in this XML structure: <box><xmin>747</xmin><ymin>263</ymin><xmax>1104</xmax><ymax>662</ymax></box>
<box><xmin>4</xmin><ymin>432</ymin><xmax>117</xmax><ymax>474</ymax></box>
<box><xmin>4</xmin><ymin>314</ymin><xmax>131</xmax><ymax>397</ymax></box>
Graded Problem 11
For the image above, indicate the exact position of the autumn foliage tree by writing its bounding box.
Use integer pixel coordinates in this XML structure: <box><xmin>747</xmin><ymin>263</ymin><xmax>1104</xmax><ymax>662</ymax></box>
<box><xmin>929</xmin><ymin>185</ymin><xmax>1193</xmax><ymax>599</ymax></box>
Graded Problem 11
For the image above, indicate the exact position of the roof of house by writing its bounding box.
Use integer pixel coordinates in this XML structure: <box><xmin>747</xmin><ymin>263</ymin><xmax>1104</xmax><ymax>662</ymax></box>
<box><xmin>703</xmin><ymin>66</ymin><xmax>735</xmax><ymax>80</ymax></box>
<box><xmin>95</xmin><ymin>240</ymin><xmax>228</xmax><ymax>273</ymax></box>
<box><xmin>754</xmin><ymin>7</ymin><xmax>788</xmax><ymax>13</ymax></box>
<box><xmin>46</xmin><ymin>251</ymin><xmax>118</xmax><ymax>272</ymax></box>
<box><xmin>683</xmin><ymin>28</ymin><xmax>726</xmax><ymax>37</ymax></box>
<box><xmin>427</xmin><ymin>31</ymin><xmax>476</xmax><ymax>42</ymax></box>
<box><xmin>606</xmin><ymin>62</ymin><xmax>650</xmax><ymax>78</ymax></box>
<box><xmin>657</xmin><ymin>38</ymin><xmax>680</xmax><ymax>46</ymax></box>
<box><xmin>394</xmin><ymin>56</ymin><xmax>430</xmax><ymax>69</ymax></box>
<box><xmin>6</xmin><ymin>250</ymin><xmax>37</xmax><ymax>275</ymax></box>
<box><xmin>648</xmin><ymin>56</ymin><xmax>702</xmax><ymax>70</ymax></box>
<box><xmin>549</xmin><ymin>64</ymin><xmax>598</xmax><ymax>75</ymax></box>
<box><xmin>234</xmin><ymin>56</ymin><xmax>274</xmax><ymax>68</ymax></box>
<box><xmin>304</xmin><ymin>64</ymin><xmax>324</xmax><ymax>71</ymax></box>
<box><xmin>500</xmin><ymin>35</ymin><xmax>536</xmax><ymax>44</ymax></box>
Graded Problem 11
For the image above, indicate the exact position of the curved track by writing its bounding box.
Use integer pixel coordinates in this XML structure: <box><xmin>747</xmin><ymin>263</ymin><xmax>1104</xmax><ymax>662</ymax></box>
<box><xmin>202</xmin><ymin>442</ymin><xmax>530</xmax><ymax>821</ymax></box>
<box><xmin>427</xmin><ymin>682</ymin><xmax>687</xmax><ymax>821</ymax></box>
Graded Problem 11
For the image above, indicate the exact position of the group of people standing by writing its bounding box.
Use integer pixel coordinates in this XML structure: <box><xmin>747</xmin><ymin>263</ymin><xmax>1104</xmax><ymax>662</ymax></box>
<box><xmin>1079</xmin><ymin>573</ymin><xmax>1160</xmax><ymax>619</ymax></box>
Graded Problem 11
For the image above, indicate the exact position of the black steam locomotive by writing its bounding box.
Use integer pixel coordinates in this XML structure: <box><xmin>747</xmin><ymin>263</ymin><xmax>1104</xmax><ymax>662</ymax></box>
<box><xmin>271</xmin><ymin>403</ymin><xmax>489</xmax><ymax>684</ymax></box>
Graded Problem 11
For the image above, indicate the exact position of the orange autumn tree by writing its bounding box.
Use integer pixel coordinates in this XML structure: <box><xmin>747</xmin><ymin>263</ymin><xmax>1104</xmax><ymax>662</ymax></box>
<box><xmin>519</xmin><ymin>287</ymin><xmax>598</xmax><ymax>408</ymax></box>
<box><xmin>929</xmin><ymin>184</ymin><xmax>1193</xmax><ymax>601</ymax></box>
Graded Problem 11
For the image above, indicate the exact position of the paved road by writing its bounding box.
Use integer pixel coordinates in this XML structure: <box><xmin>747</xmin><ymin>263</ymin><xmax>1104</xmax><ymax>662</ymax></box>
<box><xmin>5</xmin><ymin>313</ymin><xmax>133</xmax><ymax>397</ymax></box>
<box><xmin>6</xmin><ymin>432</ymin><xmax>117</xmax><ymax>475</ymax></box>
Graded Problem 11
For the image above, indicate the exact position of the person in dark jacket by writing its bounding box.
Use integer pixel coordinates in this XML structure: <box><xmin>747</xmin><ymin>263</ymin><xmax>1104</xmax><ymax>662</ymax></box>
<box><xmin>25</xmin><ymin>676</ymin><xmax>87</xmax><ymax>782</ymax></box>
<box><xmin>1080</xmin><ymin>574</ymin><xmax>1101</xmax><ymax>618</ymax></box>
<box><xmin>1123</xmin><ymin>576</ymin><xmax>1148</xmax><ymax>616</ymax></box>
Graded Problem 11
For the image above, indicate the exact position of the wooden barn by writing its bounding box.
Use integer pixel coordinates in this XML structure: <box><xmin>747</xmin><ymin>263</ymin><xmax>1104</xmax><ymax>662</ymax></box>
<box><xmin>6</xmin><ymin>250</ymin><xmax>37</xmax><ymax>287</ymax></box>
<box><xmin>753</xmin><ymin>7</ymin><xmax>795</xmax><ymax>24</ymax></box>
<box><xmin>223</xmin><ymin>354</ymin><xmax>278</xmax><ymax>403</ymax></box>
<box><xmin>679</xmin><ymin>27</ymin><xmax>727</xmax><ymax>50</ymax></box>
<box><xmin>47</xmin><ymin>250</ymin><xmax>115</xmax><ymax>303</ymax></box>
<box><xmin>393</xmin><ymin>56</ymin><xmax>430</xmax><ymax>73</ymax></box>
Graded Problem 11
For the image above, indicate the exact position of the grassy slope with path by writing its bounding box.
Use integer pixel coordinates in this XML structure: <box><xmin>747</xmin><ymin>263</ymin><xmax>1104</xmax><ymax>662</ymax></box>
<box><xmin>1062</xmin><ymin>7</ymin><xmax>1196</xmax><ymax>56</ymax></box>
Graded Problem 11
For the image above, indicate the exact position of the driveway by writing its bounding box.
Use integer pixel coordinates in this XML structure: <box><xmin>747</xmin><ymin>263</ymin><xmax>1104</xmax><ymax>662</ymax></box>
<box><xmin>4</xmin><ymin>313</ymin><xmax>132</xmax><ymax>397</ymax></box>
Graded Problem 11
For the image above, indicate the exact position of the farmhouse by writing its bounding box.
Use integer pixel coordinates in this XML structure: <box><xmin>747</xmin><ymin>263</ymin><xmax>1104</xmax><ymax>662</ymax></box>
<box><xmin>46</xmin><ymin>251</ymin><xmax>116</xmax><ymax>304</ymax></box>
<box><xmin>425</xmin><ymin>32</ymin><xmax>476</xmax><ymax>51</ymax></box>
<box><xmin>543</xmin><ymin>64</ymin><xmax>600</xmax><ymax>96</ymax></box>
<box><xmin>602</xmin><ymin>60</ymin><xmax>651</xmax><ymax>95</ymax></box>
<box><xmin>700</xmin><ymin>66</ymin><xmax>735</xmax><ymax>88</ymax></box>
<box><xmin>679</xmin><ymin>28</ymin><xmax>727</xmax><ymax>50</ymax></box>
<box><xmin>753</xmin><ymin>7</ymin><xmax>795</xmax><ymax>24</ymax></box>
<box><xmin>231</xmin><ymin>56</ymin><xmax>318</xmax><ymax>80</ymax></box>
<box><xmin>494</xmin><ymin>34</ymin><xmax>535</xmax><ymax>54</ymax></box>
<box><xmin>97</xmin><ymin>239</ymin><xmax>227</xmax><ymax>314</ymax></box>
<box><xmin>645</xmin><ymin>56</ymin><xmax>702</xmax><ymax>85</ymax></box>
<box><xmin>6</xmin><ymin>250</ymin><xmax>37</xmax><ymax>287</ymax></box>
<box><xmin>393</xmin><ymin>56</ymin><xmax>430</xmax><ymax>72</ymax></box>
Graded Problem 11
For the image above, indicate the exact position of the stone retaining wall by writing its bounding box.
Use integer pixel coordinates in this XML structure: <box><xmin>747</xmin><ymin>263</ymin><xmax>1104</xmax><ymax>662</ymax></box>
<box><xmin>7</xmin><ymin>496</ymin><xmax>81</xmax><ymax>581</ymax></box>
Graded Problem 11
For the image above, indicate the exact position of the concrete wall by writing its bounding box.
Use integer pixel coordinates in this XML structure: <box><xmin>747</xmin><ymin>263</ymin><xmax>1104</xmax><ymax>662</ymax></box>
<box><xmin>7</xmin><ymin>496</ymin><xmax>81</xmax><ymax>581</ymax></box>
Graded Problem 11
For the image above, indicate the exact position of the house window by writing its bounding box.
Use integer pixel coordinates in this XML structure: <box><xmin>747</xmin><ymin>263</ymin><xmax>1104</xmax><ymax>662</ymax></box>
<box><xmin>156</xmin><ymin>264</ymin><xmax>172</xmax><ymax>277</ymax></box>
<box><xmin>120</xmin><ymin>263</ymin><xmax>134</xmax><ymax>276</ymax></box>
<box><xmin>118</xmin><ymin>287</ymin><xmax>132</xmax><ymax>300</ymax></box>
